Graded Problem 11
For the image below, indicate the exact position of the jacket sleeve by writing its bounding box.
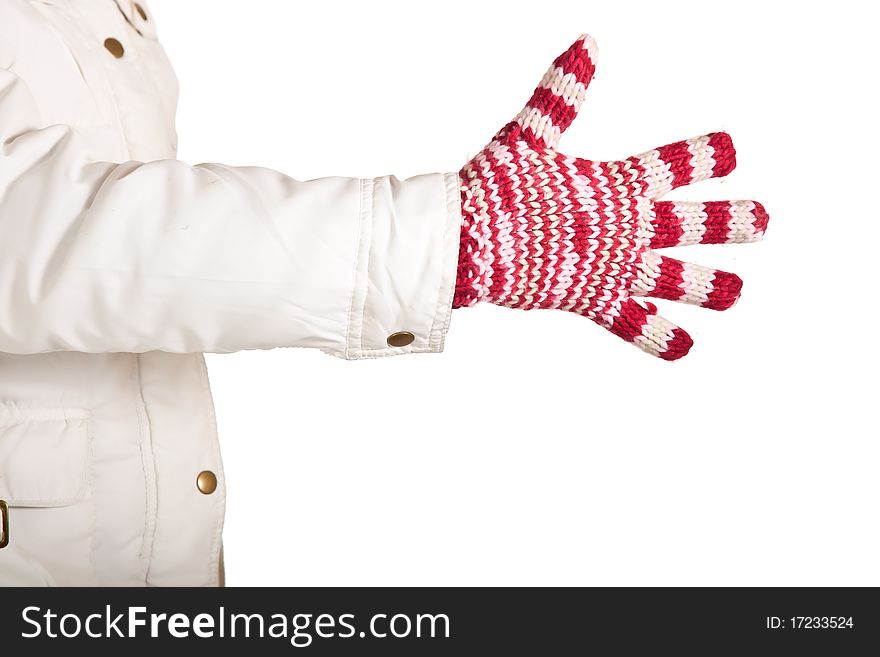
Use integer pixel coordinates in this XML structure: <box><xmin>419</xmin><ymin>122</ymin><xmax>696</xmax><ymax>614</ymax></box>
<box><xmin>0</xmin><ymin>65</ymin><xmax>461</xmax><ymax>357</ymax></box>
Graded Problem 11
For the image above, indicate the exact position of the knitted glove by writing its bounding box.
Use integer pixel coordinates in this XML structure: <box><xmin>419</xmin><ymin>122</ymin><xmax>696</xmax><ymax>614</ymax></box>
<box><xmin>454</xmin><ymin>35</ymin><xmax>769</xmax><ymax>360</ymax></box>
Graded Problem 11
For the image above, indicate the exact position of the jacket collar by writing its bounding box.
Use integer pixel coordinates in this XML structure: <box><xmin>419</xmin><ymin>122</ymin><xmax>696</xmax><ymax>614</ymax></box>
<box><xmin>112</xmin><ymin>0</ymin><xmax>157</xmax><ymax>39</ymax></box>
<box><xmin>113</xmin><ymin>0</ymin><xmax>135</xmax><ymax>24</ymax></box>
<box><xmin>38</xmin><ymin>1</ymin><xmax>142</xmax><ymax>25</ymax></box>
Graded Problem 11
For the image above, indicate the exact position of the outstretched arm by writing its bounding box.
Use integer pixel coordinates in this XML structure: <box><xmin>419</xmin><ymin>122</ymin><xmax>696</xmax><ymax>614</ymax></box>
<box><xmin>0</xmin><ymin>63</ymin><xmax>460</xmax><ymax>357</ymax></box>
<box><xmin>1</xmin><ymin>31</ymin><xmax>768</xmax><ymax>361</ymax></box>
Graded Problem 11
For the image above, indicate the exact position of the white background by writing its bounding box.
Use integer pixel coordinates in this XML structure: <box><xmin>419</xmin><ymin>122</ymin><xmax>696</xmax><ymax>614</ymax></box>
<box><xmin>150</xmin><ymin>0</ymin><xmax>878</xmax><ymax>586</ymax></box>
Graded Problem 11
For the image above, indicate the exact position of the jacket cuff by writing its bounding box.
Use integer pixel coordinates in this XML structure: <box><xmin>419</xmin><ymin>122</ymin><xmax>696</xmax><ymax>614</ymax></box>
<box><xmin>339</xmin><ymin>173</ymin><xmax>461</xmax><ymax>359</ymax></box>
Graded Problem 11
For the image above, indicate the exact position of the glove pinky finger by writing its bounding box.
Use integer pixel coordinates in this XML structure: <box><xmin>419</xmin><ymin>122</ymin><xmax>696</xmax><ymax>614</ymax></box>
<box><xmin>607</xmin><ymin>298</ymin><xmax>693</xmax><ymax>361</ymax></box>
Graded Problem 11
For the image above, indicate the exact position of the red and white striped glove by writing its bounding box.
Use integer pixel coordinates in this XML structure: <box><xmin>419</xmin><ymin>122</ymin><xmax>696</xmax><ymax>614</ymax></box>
<box><xmin>454</xmin><ymin>34</ymin><xmax>769</xmax><ymax>360</ymax></box>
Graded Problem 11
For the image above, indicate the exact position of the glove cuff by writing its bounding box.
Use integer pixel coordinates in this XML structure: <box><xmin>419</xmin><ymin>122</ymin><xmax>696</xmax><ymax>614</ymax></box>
<box><xmin>453</xmin><ymin>182</ymin><xmax>489</xmax><ymax>308</ymax></box>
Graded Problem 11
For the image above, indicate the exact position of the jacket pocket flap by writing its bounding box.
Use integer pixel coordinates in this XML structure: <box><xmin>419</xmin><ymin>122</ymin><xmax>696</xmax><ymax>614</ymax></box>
<box><xmin>0</xmin><ymin>405</ymin><xmax>90</xmax><ymax>507</ymax></box>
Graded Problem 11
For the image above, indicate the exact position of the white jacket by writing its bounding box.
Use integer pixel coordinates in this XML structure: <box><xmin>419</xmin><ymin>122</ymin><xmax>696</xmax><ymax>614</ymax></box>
<box><xmin>0</xmin><ymin>0</ymin><xmax>460</xmax><ymax>586</ymax></box>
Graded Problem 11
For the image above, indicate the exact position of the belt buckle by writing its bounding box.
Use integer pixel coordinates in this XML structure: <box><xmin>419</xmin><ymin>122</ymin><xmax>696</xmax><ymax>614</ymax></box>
<box><xmin>0</xmin><ymin>499</ymin><xmax>8</xmax><ymax>549</ymax></box>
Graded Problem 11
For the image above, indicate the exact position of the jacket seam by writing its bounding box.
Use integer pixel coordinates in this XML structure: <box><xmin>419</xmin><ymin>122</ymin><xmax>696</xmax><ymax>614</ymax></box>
<box><xmin>84</xmin><ymin>416</ymin><xmax>97</xmax><ymax>585</ymax></box>
<box><xmin>132</xmin><ymin>354</ymin><xmax>158</xmax><ymax>586</ymax></box>
<box><xmin>0</xmin><ymin>407</ymin><xmax>91</xmax><ymax>422</ymax></box>
<box><xmin>344</xmin><ymin>178</ymin><xmax>372</xmax><ymax>358</ymax></box>
<box><xmin>194</xmin><ymin>353</ymin><xmax>226</xmax><ymax>587</ymax></box>
<box><xmin>358</xmin><ymin>178</ymin><xmax>379</xmax><ymax>354</ymax></box>
<box><xmin>429</xmin><ymin>172</ymin><xmax>462</xmax><ymax>351</ymax></box>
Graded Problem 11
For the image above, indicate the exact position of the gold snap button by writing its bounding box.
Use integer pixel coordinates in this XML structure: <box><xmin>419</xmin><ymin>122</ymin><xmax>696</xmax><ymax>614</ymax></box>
<box><xmin>386</xmin><ymin>331</ymin><xmax>415</xmax><ymax>348</ymax></box>
<box><xmin>134</xmin><ymin>3</ymin><xmax>148</xmax><ymax>21</ymax></box>
<box><xmin>197</xmin><ymin>471</ymin><xmax>218</xmax><ymax>495</ymax></box>
<box><xmin>104</xmin><ymin>38</ymin><xmax>125</xmax><ymax>59</ymax></box>
<box><xmin>0</xmin><ymin>500</ymin><xmax>9</xmax><ymax>550</ymax></box>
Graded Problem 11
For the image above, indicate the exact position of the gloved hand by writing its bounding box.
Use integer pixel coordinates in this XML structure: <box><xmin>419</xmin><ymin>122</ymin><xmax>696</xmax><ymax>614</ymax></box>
<box><xmin>454</xmin><ymin>34</ymin><xmax>768</xmax><ymax>360</ymax></box>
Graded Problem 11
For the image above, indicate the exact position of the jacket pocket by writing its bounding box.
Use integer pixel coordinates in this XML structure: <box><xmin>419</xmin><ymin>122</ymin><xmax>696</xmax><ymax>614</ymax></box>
<box><xmin>0</xmin><ymin>403</ymin><xmax>93</xmax><ymax>586</ymax></box>
<box><xmin>0</xmin><ymin>405</ymin><xmax>90</xmax><ymax>506</ymax></box>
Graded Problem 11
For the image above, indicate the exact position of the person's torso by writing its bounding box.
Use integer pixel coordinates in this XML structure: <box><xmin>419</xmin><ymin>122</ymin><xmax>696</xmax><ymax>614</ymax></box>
<box><xmin>0</xmin><ymin>0</ymin><xmax>225</xmax><ymax>586</ymax></box>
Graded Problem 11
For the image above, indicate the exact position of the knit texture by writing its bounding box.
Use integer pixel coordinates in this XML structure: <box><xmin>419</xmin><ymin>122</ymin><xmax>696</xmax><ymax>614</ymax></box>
<box><xmin>454</xmin><ymin>34</ymin><xmax>768</xmax><ymax>360</ymax></box>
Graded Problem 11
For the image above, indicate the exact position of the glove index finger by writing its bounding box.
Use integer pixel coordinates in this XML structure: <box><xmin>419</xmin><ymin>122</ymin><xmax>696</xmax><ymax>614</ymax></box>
<box><xmin>634</xmin><ymin>132</ymin><xmax>737</xmax><ymax>199</ymax></box>
<box><xmin>508</xmin><ymin>34</ymin><xmax>598</xmax><ymax>151</ymax></box>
